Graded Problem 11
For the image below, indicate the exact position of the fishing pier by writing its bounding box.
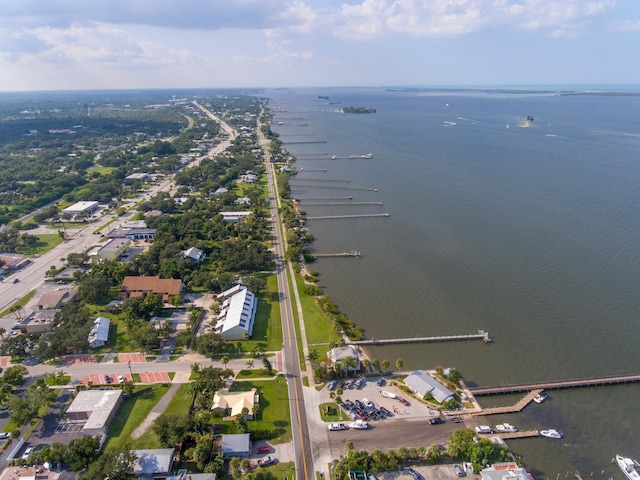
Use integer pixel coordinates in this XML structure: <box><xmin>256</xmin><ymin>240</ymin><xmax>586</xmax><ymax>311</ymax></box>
<box><xmin>314</xmin><ymin>251</ymin><xmax>361</xmax><ymax>258</ymax></box>
<box><xmin>468</xmin><ymin>373</ymin><xmax>640</xmax><ymax>396</ymax></box>
<box><xmin>347</xmin><ymin>330</ymin><xmax>492</xmax><ymax>346</ymax></box>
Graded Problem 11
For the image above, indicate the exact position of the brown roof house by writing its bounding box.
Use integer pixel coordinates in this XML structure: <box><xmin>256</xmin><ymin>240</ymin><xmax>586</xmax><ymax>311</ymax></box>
<box><xmin>119</xmin><ymin>276</ymin><xmax>183</xmax><ymax>303</ymax></box>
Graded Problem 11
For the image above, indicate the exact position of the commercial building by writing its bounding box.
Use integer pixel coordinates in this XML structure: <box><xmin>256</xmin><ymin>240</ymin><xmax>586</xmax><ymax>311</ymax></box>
<box><xmin>119</xmin><ymin>276</ymin><xmax>183</xmax><ymax>303</ymax></box>
<box><xmin>327</xmin><ymin>346</ymin><xmax>360</xmax><ymax>371</ymax></box>
<box><xmin>219</xmin><ymin>211</ymin><xmax>252</xmax><ymax>223</ymax></box>
<box><xmin>36</xmin><ymin>287</ymin><xmax>78</xmax><ymax>309</ymax></box>
<box><xmin>213</xmin><ymin>285</ymin><xmax>257</xmax><ymax>340</ymax></box>
<box><xmin>66</xmin><ymin>389</ymin><xmax>123</xmax><ymax>437</ymax></box>
<box><xmin>404</xmin><ymin>370</ymin><xmax>454</xmax><ymax>404</ymax></box>
<box><xmin>20</xmin><ymin>309</ymin><xmax>57</xmax><ymax>334</ymax></box>
<box><xmin>93</xmin><ymin>238</ymin><xmax>131</xmax><ymax>261</ymax></box>
<box><xmin>481</xmin><ymin>462</ymin><xmax>534</xmax><ymax>480</ymax></box>
<box><xmin>61</xmin><ymin>201</ymin><xmax>99</xmax><ymax>216</ymax></box>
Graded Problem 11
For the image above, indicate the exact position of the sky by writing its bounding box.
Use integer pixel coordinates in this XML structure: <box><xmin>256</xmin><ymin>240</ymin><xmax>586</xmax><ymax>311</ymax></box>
<box><xmin>0</xmin><ymin>0</ymin><xmax>639</xmax><ymax>91</ymax></box>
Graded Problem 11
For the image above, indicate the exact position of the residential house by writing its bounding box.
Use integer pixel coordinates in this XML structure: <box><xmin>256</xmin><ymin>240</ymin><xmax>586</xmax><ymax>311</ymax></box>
<box><xmin>88</xmin><ymin>316</ymin><xmax>111</xmax><ymax>348</ymax></box>
<box><xmin>36</xmin><ymin>287</ymin><xmax>78</xmax><ymax>309</ymax></box>
<box><xmin>131</xmin><ymin>449</ymin><xmax>175</xmax><ymax>479</ymax></box>
<box><xmin>211</xmin><ymin>389</ymin><xmax>259</xmax><ymax>418</ymax></box>
<box><xmin>214</xmin><ymin>434</ymin><xmax>251</xmax><ymax>458</ymax></box>
<box><xmin>481</xmin><ymin>463</ymin><xmax>534</xmax><ymax>480</ymax></box>
<box><xmin>182</xmin><ymin>247</ymin><xmax>205</xmax><ymax>264</ymax></box>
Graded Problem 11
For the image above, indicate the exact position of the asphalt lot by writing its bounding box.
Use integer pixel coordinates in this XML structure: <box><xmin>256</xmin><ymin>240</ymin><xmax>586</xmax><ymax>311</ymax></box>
<box><xmin>325</xmin><ymin>377</ymin><xmax>465</xmax><ymax>457</ymax></box>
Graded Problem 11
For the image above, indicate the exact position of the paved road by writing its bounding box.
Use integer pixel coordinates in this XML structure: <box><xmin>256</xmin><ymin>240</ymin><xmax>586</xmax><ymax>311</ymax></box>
<box><xmin>259</xmin><ymin>118</ymin><xmax>315</xmax><ymax>480</ymax></box>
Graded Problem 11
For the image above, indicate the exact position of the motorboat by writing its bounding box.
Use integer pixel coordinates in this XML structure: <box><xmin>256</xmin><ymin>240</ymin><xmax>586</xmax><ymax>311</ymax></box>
<box><xmin>380</xmin><ymin>390</ymin><xmax>397</xmax><ymax>399</ymax></box>
<box><xmin>540</xmin><ymin>429</ymin><xmax>563</xmax><ymax>439</ymax></box>
<box><xmin>616</xmin><ymin>455</ymin><xmax>640</xmax><ymax>480</ymax></box>
<box><xmin>495</xmin><ymin>423</ymin><xmax>518</xmax><ymax>433</ymax></box>
<box><xmin>475</xmin><ymin>426</ymin><xmax>493</xmax><ymax>434</ymax></box>
<box><xmin>533</xmin><ymin>393</ymin><xmax>547</xmax><ymax>404</ymax></box>
<box><xmin>348</xmin><ymin>419</ymin><xmax>369</xmax><ymax>430</ymax></box>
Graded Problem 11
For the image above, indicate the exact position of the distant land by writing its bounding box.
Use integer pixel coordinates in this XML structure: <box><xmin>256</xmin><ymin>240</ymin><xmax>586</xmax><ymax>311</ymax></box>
<box><xmin>341</xmin><ymin>106</ymin><xmax>376</xmax><ymax>114</ymax></box>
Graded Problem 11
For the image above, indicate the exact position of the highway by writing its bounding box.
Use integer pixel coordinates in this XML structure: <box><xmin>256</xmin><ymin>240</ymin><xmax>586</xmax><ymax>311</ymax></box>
<box><xmin>258</xmin><ymin>117</ymin><xmax>315</xmax><ymax>480</ymax></box>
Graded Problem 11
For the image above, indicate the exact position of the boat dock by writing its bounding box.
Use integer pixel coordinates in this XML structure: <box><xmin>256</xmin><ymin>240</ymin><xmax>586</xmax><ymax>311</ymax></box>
<box><xmin>282</xmin><ymin>140</ymin><xmax>327</xmax><ymax>145</ymax></box>
<box><xmin>469</xmin><ymin>373</ymin><xmax>640</xmax><ymax>396</ymax></box>
<box><xmin>471</xmin><ymin>390</ymin><xmax>544</xmax><ymax>416</ymax></box>
<box><xmin>300</xmin><ymin>202</ymin><xmax>383</xmax><ymax>206</ymax></box>
<box><xmin>291</xmin><ymin>178</ymin><xmax>351</xmax><ymax>183</ymax></box>
<box><xmin>314</xmin><ymin>251</ymin><xmax>361</xmax><ymax>258</ymax></box>
<box><xmin>307</xmin><ymin>213</ymin><xmax>390</xmax><ymax>220</ymax></box>
<box><xmin>299</xmin><ymin>197</ymin><xmax>353</xmax><ymax>201</ymax></box>
<box><xmin>487</xmin><ymin>430</ymin><xmax>540</xmax><ymax>440</ymax></box>
<box><xmin>291</xmin><ymin>184</ymin><xmax>378</xmax><ymax>191</ymax></box>
<box><xmin>347</xmin><ymin>330</ymin><xmax>492</xmax><ymax>346</ymax></box>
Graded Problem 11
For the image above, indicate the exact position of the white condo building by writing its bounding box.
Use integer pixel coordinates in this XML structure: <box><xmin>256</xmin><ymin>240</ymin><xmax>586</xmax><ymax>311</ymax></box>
<box><xmin>213</xmin><ymin>285</ymin><xmax>257</xmax><ymax>340</ymax></box>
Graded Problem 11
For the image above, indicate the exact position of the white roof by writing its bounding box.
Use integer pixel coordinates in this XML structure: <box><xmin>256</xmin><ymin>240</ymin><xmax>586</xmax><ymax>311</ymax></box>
<box><xmin>216</xmin><ymin>287</ymin><xmax>256</xmax><ymax>337</ymax></box>
<box><xmin>132</xmin><ymin>448</ymin><xmax>175</xmax><ymax>475</ymax></box>
<box><xmin>62</xmin><ymin>201</ymin><xmax>98</xmax><ymax>213</ymax></box>
<box><xmin>404</xmin><ymin>370</ymin><xmax>454</xmax><ymax>403</ymax></box>
<box><xmin>88</xmin><ymin>316</ymin><xmax>110</xmax><ymax>345</ymax></box>
<box><xmin>67</xmin><ymin>389</ymin><xmax>123</xmax><ymax>432</ymax></box>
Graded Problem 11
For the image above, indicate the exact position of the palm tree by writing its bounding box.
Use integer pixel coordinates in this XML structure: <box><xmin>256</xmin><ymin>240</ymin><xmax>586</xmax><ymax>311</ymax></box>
<box><xmin>381</xmin><ymin>359</ymin><xmax>391</xmax><ymax>372</ymax></box>
<box><xmin>341</xmin><ymin>356</ymin><xmax>358</xmax><ymax>375</ymax></box>
<box><xmin>371</xmin><ymin>359</ymin><xmax>380</xmax><ymax>371</ymax></box>
<box><xmin>0</xmin><ymin>327</ymin><xmax>5</xmax><ymax>340</ymax></box>
<box><xmin>307</xmin><ymin>348</ymin><xmax>319</xmax><ymax>367</ymax></box>
<box><xmin>362</xmin><ymin>359</ymin><xmax>371</xmax><ymax>371</ymax></box>
<box><xmin>245</xmin><ymin>359</ymin><xmax>254</xmax><ymax>370</ymax></box>
<box><xmin>221</xmin><ymin>355</ymin><xmax>229</xmax><ymax>369</ymax></box>
<box><xmin>395</xmin><ymin>359</ymin><xmax>404</xmax><ymax>372</ymax></box>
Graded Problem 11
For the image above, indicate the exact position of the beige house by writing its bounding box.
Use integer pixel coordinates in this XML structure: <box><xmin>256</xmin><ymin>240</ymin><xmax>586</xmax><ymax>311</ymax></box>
<box><xmin>211</xmin><ymin>389</ymin><xmax>259</xmax><ymax>418</ymax></box>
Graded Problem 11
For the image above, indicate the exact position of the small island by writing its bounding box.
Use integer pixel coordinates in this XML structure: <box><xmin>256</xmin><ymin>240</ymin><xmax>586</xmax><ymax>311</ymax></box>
<box><xmin>317</xmin><ymin>95</ymin><xmax>330</xmax><ymax>100</ymax></box>
<box><xmin>341</xmin><ymin>106</ymin><xmax>376</xmax><ymax>114</ymax></box>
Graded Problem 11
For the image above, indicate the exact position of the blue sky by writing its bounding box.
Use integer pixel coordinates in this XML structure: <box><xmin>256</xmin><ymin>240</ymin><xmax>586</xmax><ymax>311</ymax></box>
<box><xmin>0</xmin><ymin>0</ymin><xmax>638</xmax><ymax>91</ymax></box>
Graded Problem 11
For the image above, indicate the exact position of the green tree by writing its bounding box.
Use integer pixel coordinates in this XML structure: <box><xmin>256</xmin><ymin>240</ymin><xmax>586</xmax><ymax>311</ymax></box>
<box><xmin>395</xmin><ymin>359</ymin><xmax>404</xmax><ymax>372</ymax></box>
<box><xmin>78</xmin><ymin>446</ymin><xmax>137</xmax><ymax>480</ymax></box>
<box><xmin>1</xmin><ymin>364</ymin><xmax>28</xmax><ymax>385</ymax></box>
<box><xmin>66</xmin><ymin>436</ymin><xmax>101</xmax><ymax>470</ymax></box>
<box><xmin>381</xmin><ymin>359</ymin><xmax>391</xmax><ymax>372</ymax></box>
<box><xmin>221</xmin><ymin>355</ymin><xmax>229</xmax><ymax>369</ymax></box>
<box><xmin>245</xmin><ymin>359</ymin><xmax>254</xmax><ymax>370</ymax></box>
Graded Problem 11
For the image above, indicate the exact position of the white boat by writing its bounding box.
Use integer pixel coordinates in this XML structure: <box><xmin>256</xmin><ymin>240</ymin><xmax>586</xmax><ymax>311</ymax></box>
<box><xmin>533</xmin><ymin>393</ymin><xmax>547</xmax><ymax>404</ymax></box>
<box><xmin>475</xmin><ymin>426</ymin><xmax>493</xmax><ymax>434</ymax></box>
<box><xmin>616</xmin><ymin>455</ymin><xmax>640</xmax><ymax>480</ymax></box>
<box><xmin>361</xmin><ymin>153</ymin><xmax>373</xmax><ymax>159</ymax></box>
<box><xmin>348</xmin><ymin>420</ymin><xmax>369</xmax><ymax>430</ymax></box>
<box><xmin>330</xmin><ymin>155</ymin><xmax>337</xmax><ymax>159</ymax></box>
<box><xmin>380</xmin><ymin>390</ymin><xmax>397</xmax><ymax>399</ymax></box>
<box><xmin>495</xmin><ymin>423</ymin><xmax>518</xmax><ymax>433</ymax></box>
<box><xmin>540</xmin><ymin>429</ymin><xmax>563</xmax><ymax>439</ymax></box>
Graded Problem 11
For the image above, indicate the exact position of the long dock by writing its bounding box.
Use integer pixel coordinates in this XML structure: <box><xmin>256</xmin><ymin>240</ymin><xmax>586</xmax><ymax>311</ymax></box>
<box><xmin>300</xmin><ymin>202</ymin><xmax>382</xmax><ymax>206</ymax></box>
<box><xmin>314</xmin><ymin>251</ymin><xmax>361</xmax><ymax>258</ymax></box>
<box><xmin>282</xmin><ymin>140</ymin><xmax>327</xmax><ymax>145</ymax></box>
<box><xmin>348</xmin><ymin>330</ymin><xmax>492</xmax><ymax>346</ymax></box>
<box><xmin>469</xmin><ymin>373</ymin><xmax>640</xmax><ymax>396</ymax></box>
<box><xmin>306</xmin><ymin>213</ymin><xmax>389</xmax><ymax>220</ymax></box>
<box><xmin>291</xmin><ymin>184</ymin><xmax>378</xmax><ymax>191</ymax></box>
<box><xmin>299</xmin><ymin>197</ymin><xmax>353</xmax><ymax>200</ymax></box>
<box><xmin>471</xmin><ymin>390</ymin><xmax>544</xmax><ymax>416</ymax></box>
<box><xmin>291</xmin><ymin>178</ymin><xmax>351</xmax><ymax>183</ymax></box>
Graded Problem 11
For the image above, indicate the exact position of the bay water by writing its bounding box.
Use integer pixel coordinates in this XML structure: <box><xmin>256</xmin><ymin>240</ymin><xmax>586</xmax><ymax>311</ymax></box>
<box><xmin>267</xmin><ymin>87</ymin><xmax>640</xmax><ymax>479</ymax></box>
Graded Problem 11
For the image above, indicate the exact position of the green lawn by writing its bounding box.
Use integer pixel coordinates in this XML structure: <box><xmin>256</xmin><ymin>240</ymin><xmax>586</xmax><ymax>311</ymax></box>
<box><xmin>16</xmin><ymin>234</ymin><xmax>64</xmax><ymax>256</ymax></box>
<box><xmin>236</xmin><ymin>369</ymin><xmax>274</xmax><ymax>379</ymax></box>
<box><xmin>162</xmin><ymin>383</ymin><xmax>193</xmax><ymax>417</ymax></box>
<box><xmin>228</xmin><ymin>378</ymin><xmax>291</xmax><ymax>443</ymax></box>
<box><xmin>90</xmin><ymin>166</ymin><xmax>117</xmax><ymax>175</ymax></box>
<box><xmin>104</xmin><ymin>384</ymin><xmax>170</xmax><ymax>450</ymax></box>
<box><xmin>241</xmin><ymin>275</ymin><xmax>283</xmax><ymax>354</ymax></box>
<box><xmin>295</xmin><ymin>275</ymin><xmax>341</xmax><ymax>357</ymax></box>
<box><xmin>318</xmin><ymin>402</ymin><xmax>349</xmax><ymax>422</ymax></box>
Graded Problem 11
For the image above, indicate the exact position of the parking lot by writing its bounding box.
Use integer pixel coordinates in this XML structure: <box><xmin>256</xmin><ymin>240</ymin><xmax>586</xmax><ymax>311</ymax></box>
<box><xmin>326</xmin><ymin>377</ymin><xmax>467</xmax><ymax>456</ymax></box>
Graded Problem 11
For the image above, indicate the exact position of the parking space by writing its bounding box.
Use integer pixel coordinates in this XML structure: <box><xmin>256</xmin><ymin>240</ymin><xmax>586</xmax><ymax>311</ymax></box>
<box><xmin>117</xmin><ymin>353</ymin><xmax>146</xmax><ymax>363</ymax></box>
<box><xmin>61</xmin><ymin>354</ymin><xmax>96</xmax><ymax>365</ymax></box>
<box><xmin>55</xmin><ymin>422</ymin><xmax>85</xmax><ymax>433</ymax></box>
<box><xmin>138</xmin><ymin>371</ymin><xmax>171</xmax><ymax>383</ymax></box>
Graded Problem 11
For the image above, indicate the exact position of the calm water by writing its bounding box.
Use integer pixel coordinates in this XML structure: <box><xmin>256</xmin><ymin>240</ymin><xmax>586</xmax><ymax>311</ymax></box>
<box><xmin>267</xmin><ymin>87</ymin><xmax>640</xmax><ymax>479</ymax></box>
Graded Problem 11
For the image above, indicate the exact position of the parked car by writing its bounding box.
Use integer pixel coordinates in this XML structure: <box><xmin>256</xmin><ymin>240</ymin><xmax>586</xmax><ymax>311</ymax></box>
<box><xmin>405</xmin><ymin>468</ymin><xmax>423</xmax><ymax>480</ymax></box>
<box><xmin>21</xmin><ymin>446</ymin><xmax>34</xmax><ymax>461</ymax></box>
<box><xmin>104</xmin><ymin>375</ymin><xmax>113</xmax><ymax>384</ymax></box>
<box><xmin>117</xmin><ymin>375</ymin><xmax>125</xmax><ymax>383</ymax></box>
<box><xmin>256</xmin><ymin>446</ymin><xmax>270</xmax><ymax>454</ymax></box>
<box><xmin>0</xmin><ymin>432</ymin><xmax>10</xmax><ymax>439</ymax></box>
<box><xmin>428</xmin><ymin>417</ymin><xmax>444</xmax><ymax>425</ymax></box>
<box><xmin>453</xmin><ymin>465</ymin><xmax>465</xmax><ymax>477</ymax></box>
<box><xmin>376</xmin><ymin>377</ymin><xmax>385</xmax><ymax>386</ymax></box>
<box><xmin>362</xmin><ymin>398</ymin><xmax>374</xmax><ymax>409</ymax></box>
<box><xmin>258</xmin><ymin>455</ymin><xmax>276</xmax><ymax>467</ymax></box>
<box><xmin>328</xmin><ymin>423</ymin><xmax>348</xmax><ymax>431</ymax></box>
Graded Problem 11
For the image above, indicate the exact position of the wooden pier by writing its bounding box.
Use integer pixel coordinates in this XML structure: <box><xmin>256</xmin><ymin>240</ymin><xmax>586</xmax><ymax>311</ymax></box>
<box><xmin>472</xmin><ymin>390</ymin><xmax>544</xmax><ymax>416</ymax></box>
<box><xmin>291</xmin><ymin>184</ymin><xmax>378</xmax><ymax>191</ymax></box>
<box><xmin>300</xmin><ymin>202</ymin><xmax>383</xmax><ymax>206</ymax></box>
<box><xmin>306</xmin><ymin>213</ymin><xmax>389</xmax><ymax>220</ymax></box>
<box><xmin>314</xmin><ymin>251</ymin><xmax>361</xmax><ymax>258</ymax></box>
<box><xmin>487</xmin><ymin>430</ymin><xmax>540</xmax><ymax>440</ymax></box>
<box><xmin>469</xmin><ymin>373</ymin><xmax>640</xmax><ymax>396</ymax></box>
<box><xmin>282</xmin><ymin>140</ymin><xmax>327</xmax><ymax>145</ymax></box>
<box><xmin>347</xmin><ymin>330</ymin><xmax>492</xmax><ymax>346</ymax></box>
<box><xmin>291</xmin><ymin>178</ymin><xmax>351</xmax><ymax>183</ymax></box>
<box><xmin>300</xmin><ymin>197</ymin><xmax>353</xmax><ymax>200</ymax></box>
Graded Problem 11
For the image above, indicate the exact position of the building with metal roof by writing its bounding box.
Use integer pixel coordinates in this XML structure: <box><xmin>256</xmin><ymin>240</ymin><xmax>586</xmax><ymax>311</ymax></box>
<box><xmin>404</xmin><ymin>370</ymin><xmax>454</xmax><ymax>404</ymax></box>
